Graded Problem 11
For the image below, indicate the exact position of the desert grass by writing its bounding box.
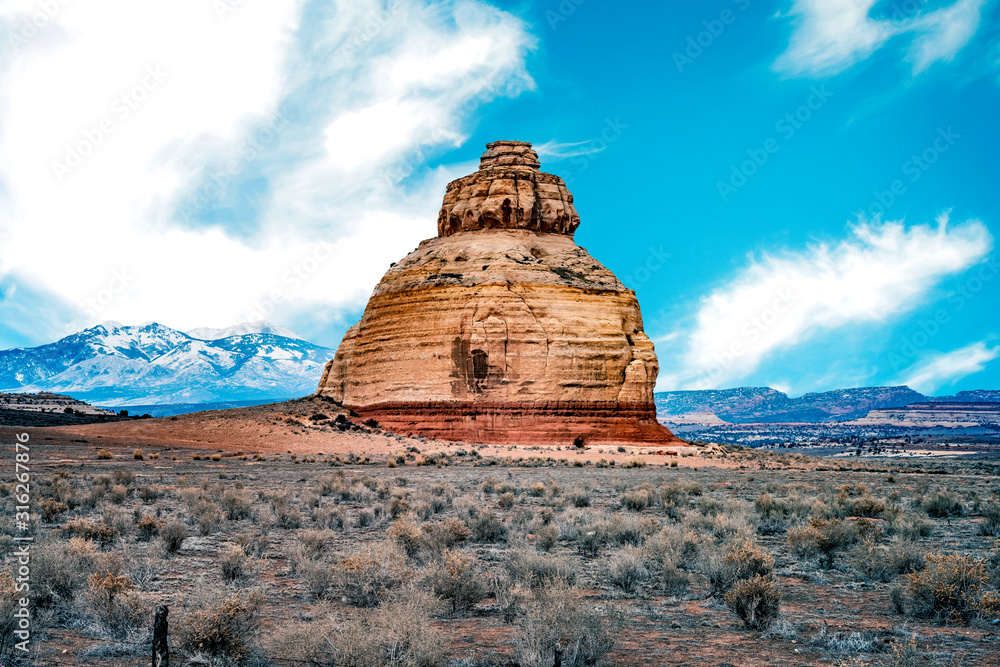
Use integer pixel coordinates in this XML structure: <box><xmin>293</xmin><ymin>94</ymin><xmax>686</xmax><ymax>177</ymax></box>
<box><xmin>7</xmin><ymin>444</ymin><xmax>1000</xmax><ymax>666</ymax></box>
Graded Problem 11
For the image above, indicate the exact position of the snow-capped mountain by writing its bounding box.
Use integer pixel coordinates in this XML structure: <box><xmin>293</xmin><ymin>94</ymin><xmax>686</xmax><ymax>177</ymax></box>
<box><xmin>0</xmin><ymin>322</ymin><xmax>333</xmax><ymax>406</ymax></box>
<box><xmin>187</xmin><ymin>321</ymin><xmax>304</xmax><ymax>341</ymax></box>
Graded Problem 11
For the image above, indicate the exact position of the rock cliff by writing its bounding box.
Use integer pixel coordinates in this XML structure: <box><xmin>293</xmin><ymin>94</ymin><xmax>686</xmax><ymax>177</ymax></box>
<box><xmin>318</xmin><ymin>140</ymin><xmax>676</xmax><ymax>446</ymax></box>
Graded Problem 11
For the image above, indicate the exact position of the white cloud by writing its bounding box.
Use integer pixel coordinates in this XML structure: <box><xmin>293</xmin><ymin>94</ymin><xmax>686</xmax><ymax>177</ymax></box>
<box><xmin>775</xmin><ymin>0</ymin><xmax>895</xmax><ymax>76</ymax></box>
<box><xmin>533</xmin><ymin>140</ymin><xmax>606</xmax><ymax>160</ymax></box>
<box><xmin>0</xmin><ymin>0</ymin><xmax>536</xmax><ymax>342</ymax></box>
<box><xmin>907</xmin><ymin>0</ymin><xmax>984</xmax><ymax>72</ymax></box>
<box><xmin>770</xmin><ymin>382</ymin><xmax>793</xmax><ymax>396</ymax></box>
<box><xmin>898</xmin><ymin>340</ymin><xmax>1000</xmax><ymax>393</ymax></box>
<box><xmin>670</xmin><ymin>214</ymin><xmax>992</xmax><ymax>390</ymax></box>
<box><xmin>775</xmin><ymin>0</ymin><xmax>985</xmax><ymax>76</ymax></box>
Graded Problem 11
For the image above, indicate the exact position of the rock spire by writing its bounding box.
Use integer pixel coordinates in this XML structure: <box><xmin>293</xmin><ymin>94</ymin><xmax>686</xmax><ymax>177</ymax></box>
<box><xmin>318</xmin><ymin>140</ymin><xmax>676</xmax><ymax>446</ymax></box>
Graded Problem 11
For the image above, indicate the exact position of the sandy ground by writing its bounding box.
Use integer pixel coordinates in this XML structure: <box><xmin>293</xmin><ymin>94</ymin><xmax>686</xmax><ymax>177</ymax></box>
<box><xmin>10</xmin><ymin>395</ymin><xmax>715</xmax><ymax>467</ymax></box>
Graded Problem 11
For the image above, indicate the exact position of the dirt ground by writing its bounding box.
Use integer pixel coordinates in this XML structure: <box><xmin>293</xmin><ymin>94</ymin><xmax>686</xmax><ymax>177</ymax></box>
<box><xmin>32</xmin><ymin>396</ymin><xmax>708</xmax><ymax>466</ymax></box>
<box><xmin>3</xmin><ymin>410</ymin><xmax>1000</xmax><ymax>667</ymax></box>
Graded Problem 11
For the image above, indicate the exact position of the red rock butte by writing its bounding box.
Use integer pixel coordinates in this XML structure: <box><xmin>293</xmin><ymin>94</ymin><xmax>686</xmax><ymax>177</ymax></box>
<box><xmin>318</xmin><ymin>140</ymin><xmax>678</xmax><ymax>446</ymax></box>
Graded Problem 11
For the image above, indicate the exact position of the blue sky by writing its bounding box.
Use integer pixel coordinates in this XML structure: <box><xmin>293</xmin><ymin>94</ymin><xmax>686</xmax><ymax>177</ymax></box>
<box><xmin>0</xmin><ymin>0</ymin><xmax>998</xmax><ymax>396</ymax></box>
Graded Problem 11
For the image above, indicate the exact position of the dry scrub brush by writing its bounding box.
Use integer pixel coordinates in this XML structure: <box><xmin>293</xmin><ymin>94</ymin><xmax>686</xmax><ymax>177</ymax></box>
<box><xmin>269</xmin><ymin>587</ymin><xmax>446</xmax><ymax>667</ymax></box>
<box><xmin>423</xmin><ymin>550</ymin><xmax>488</xmax><ymax>615</ymax></box>
<box><xmin>705</xmin><ymin>536</ymin><xmax>775</xmax><ymax>595</ymax></box>
<box><xmin>904</xmin><ymin>552</ymin><xmax>1000</xmax><ymax>624</ymax></box>
<box><xmin>333</xmin><ymin>541</ymin><xmax>413</xmax><ymax>607</ymax></box>
<box><xmin>0</xmin><ymin>571</ymin><xmax>25</xmax><ymax>663</ymax></box>
<box><xmin>724</xmin><ymin>574</ymin><xmax>781</xmax><ymax>631</ymax></box>
<box><xmin>174</xmin><ymin>585</ymin><xmax>266</xmax><ymax>664</ymax></box>
<box><xmin>848</xmin><ymin>536</ymin><xmax>925</xmax><ymax>583</ymax></box>
<box><xmin>514</xmin><ymin>582</ymin><xmax>625</xmax><ymax>667</ymax></box>
<box><xmin>84</xmin><ymin>571</ymin><xmax>147</xmax><ymax>640</ymax></box>
<box><xmin>788</xmin><ymin>518</ymin><xmax>861</xmax><ymax>569</ymax></box>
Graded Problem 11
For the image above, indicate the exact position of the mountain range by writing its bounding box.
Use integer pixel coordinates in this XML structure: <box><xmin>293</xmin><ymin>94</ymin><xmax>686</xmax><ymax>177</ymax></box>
<box><xmin>186</xmin><ymin>322</ymin><xmax>304</xmax><ymax>341</ymax></box>
<box><xmin>0</xmin><ymin>321</ymin><xmax>333</xmax><ymax>407</ymax></box>
<box><xmin>655</xmin><ymin>386</ymin><xmax>1000</xmax><ymax>423</ymax></box>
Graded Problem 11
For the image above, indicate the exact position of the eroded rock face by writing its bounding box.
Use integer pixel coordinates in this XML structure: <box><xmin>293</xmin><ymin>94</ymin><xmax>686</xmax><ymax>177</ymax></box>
<box><xmin>318</xmin><ymin>140</ymin><xmax>676</xmax><ymax>445</ymax></box>
<box><xmin>437</xmin><ymin>141</ymin><xmax>580</xmax><ymax>237</ymax></box>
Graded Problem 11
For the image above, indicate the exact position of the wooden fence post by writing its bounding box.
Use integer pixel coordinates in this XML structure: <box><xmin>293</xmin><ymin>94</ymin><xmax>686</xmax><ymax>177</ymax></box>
<box><xmin>153</xmin><ymin>605</ymin><xmax>169</xmax><ymax>667</ymax></box>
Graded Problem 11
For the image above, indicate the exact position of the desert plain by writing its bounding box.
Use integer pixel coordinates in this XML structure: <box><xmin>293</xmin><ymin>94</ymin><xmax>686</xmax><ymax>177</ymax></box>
<box><xmin>2</xmin><ymin>397</ymin><xmax>999</xmax><ymax>667</ymax></box>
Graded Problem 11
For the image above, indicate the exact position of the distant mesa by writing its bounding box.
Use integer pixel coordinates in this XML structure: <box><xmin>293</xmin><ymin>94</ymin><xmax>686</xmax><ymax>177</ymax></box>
<box><xmin>318</xmin><ymin>140</ymin><xmax>677</xmax><ymax>446</ymax></box>
<box><xmin>657</xmin><ymin>386</ymin><xmax>1000</xmax><ymax>424</ymax></box>
<box><xmin>0</xmin><ymin>391</ymin><xmax>137</xmax><ymax>426</ymax></box>
<box><xmin>849</xmin><ymin>402</ymin><xmax>1000</xmax><ymax>428</ymax></box>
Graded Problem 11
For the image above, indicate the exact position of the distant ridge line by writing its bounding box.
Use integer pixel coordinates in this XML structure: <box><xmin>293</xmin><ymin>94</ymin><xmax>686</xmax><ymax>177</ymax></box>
<box><xmin>655</xmin><ymin>385</ymin><xmax>1000</xmax><ymax>424</ymax></box>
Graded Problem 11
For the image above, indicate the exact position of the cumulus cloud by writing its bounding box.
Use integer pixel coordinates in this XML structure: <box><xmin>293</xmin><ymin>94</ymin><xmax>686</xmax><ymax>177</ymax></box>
<box><xmin>0</xmin><ymin>0</ymin><xmax>535</xmax><ymax>345</ymax></box>
<box><xmin>672</xmin><ymin>214</ymin><xmax>993</xmax><ymax>390</ymax></box>
<box><xmin>775</xmin><ymin>0</ymin><xmax>985</xmax><ymax>76</ymax></box>
<box><xmin>898</xmin><ymin>340</ymin><xmax>1000</xmax><ymax>393</ymax></box>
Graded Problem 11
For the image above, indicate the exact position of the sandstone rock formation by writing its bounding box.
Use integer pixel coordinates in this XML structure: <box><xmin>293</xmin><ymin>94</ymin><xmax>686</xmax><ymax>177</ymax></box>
<box><xmin>318</xmin><ymin>140</ymin><xmax>676</xmax><ymax>446</ymax></box>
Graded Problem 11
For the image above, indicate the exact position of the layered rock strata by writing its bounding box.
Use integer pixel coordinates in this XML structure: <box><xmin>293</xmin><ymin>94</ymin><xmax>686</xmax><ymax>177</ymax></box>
<box><xmin>318</xmin><ymin>140</ymin><xmax>676</xmax><ymax>446</ymax></box>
